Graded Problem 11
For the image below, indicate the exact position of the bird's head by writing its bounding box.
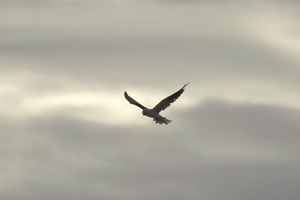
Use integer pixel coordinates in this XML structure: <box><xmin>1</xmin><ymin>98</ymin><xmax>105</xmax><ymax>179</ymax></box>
<box><xmin>142</xmin><ymin>109</ymin><xmax>147</xmax><ymax>116</ymax></box>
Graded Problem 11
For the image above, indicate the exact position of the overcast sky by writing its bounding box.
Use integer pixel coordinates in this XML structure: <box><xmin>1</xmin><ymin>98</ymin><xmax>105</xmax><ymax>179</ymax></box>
<box><xmin>1</xmin><ymin>0</ymin><xmax>300</xmax><ymax>199</ymax></box>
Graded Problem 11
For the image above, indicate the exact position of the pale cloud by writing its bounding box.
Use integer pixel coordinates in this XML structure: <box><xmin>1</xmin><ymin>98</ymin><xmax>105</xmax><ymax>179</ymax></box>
<box><xmin>0</xmin><ymin>71</ymin><xmax>194</xmax><ymax>125</ymax></box>
<box><xmin>241</xmin><ymin>8</ymin><xmax>300</xmax><ymax>63</ymax></box>
<box><xmin>1</xmin><ymin>70</ymin><xmax>299</xmax><ymax>127</ymax></box>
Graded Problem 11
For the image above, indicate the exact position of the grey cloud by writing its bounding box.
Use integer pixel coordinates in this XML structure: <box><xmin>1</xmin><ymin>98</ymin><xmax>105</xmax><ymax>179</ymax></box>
<box><xmin>0</xmin><ymin>0</ymin><xmax>61</xmax><ymax>8</ymax></box>
<box><xmin>155</xmin><ymin>0</ymin><xmax>300</xmax><ymax>4</ymax></box>
<box><xmin>177</xmin><ymin>100</ymin><xmax>300</xmax><ymax>150</ymax></box>
<box><xmin>0</xmin><ymin>0</ymin><xmax>95</xmax><ymax>8</ymax></box>
<box><xmin>2</xmin><ymin>35</ymin><xmax>300</xmax><ymax>88</ymax></box>
<box><xmin>1</xmin><ymin>101</ymin><xmax>299</xmax><ymax>200</ymax></box>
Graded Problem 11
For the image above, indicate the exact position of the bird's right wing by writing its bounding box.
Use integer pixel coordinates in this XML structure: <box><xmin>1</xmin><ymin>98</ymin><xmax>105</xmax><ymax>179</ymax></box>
<box><xmin>124</xmin><ymin>92</ymin><xmax>147</xmax><ymax>110</ymax></box>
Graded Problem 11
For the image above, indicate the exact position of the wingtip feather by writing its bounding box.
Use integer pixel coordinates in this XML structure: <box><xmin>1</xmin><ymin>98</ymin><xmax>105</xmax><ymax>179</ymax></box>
<box><xmin>182</xmin><ymin>83</ymin><xmax>190</xmax><ymax>89</ymax></box>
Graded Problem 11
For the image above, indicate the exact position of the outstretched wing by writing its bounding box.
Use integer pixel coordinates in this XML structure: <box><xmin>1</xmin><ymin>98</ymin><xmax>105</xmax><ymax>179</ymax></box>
<box><xmin>124</xmin><ymin>92</ymin><xmax>147</xmax><ymax>110</ymax></box>
<box><xmin>153</xmin><ymin>83</ymin><xmax>189</xmax><ymax>113</ymax></box>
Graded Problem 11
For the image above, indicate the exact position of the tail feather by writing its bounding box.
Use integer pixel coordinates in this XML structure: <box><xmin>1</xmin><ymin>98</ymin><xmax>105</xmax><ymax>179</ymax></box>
<box><xmin>153</xmin><ymin>116</ymin><xmax>172</xmax><ymax>125</ymax></box>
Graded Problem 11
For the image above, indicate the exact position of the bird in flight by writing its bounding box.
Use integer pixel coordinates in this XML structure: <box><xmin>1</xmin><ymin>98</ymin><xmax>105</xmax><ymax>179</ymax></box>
<box><xmin>124</xmin><ymin>83</ymin><xmax>189</xmax><ymax>125</ymax></box>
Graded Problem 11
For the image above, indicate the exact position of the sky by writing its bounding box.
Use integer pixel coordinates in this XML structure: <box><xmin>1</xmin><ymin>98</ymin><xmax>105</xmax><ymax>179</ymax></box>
<box><xmin>1</xmin><ymin>0</ymin><xmax>300</xmax><ymax>199</ymax></box>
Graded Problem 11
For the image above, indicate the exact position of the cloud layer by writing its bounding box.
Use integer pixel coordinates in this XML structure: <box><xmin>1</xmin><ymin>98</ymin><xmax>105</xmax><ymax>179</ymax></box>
<box><xmin>1</xmin><ymin>0</ymin><xmax>300</xmax><ymax>199</ymax></box>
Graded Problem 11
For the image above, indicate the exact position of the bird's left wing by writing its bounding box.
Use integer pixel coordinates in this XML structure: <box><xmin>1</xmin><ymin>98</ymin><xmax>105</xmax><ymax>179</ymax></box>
<box><xmin>153</xmin><ymin>83</ymin><xmax>189</xmax><ymax>113</ymax></box>
<box><xmin>124</xmin><ymin>92</ymin><xmax>147</xmax><ymax>110</ymax></box>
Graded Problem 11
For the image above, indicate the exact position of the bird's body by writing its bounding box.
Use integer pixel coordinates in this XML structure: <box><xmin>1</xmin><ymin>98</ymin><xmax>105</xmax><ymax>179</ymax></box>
<box><xmin>142</xmin><ymin>108</ymin><xmax>159</xmax><ymax>118</ymax></box>
<box><xmin>142</xmin><ymin>108</ymin><xmax>171</xmax><ymax>124</ymax></box>
<box><xmin>124</xmin><ymin>83</ymin><xmax>189</xmax><ymax>125</ymax></box>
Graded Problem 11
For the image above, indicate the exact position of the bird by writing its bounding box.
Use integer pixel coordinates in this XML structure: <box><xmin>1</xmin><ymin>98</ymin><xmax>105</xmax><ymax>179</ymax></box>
<box><xmin>124</xmin><ymin>83</ymin><xmax>189</xmax><ymax>125</ymax></box>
